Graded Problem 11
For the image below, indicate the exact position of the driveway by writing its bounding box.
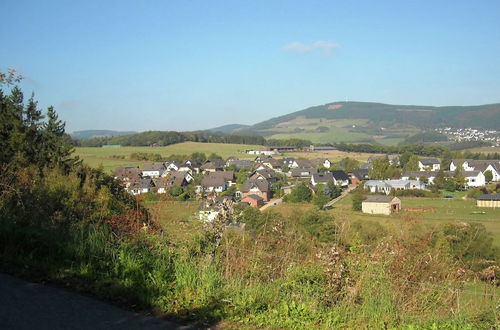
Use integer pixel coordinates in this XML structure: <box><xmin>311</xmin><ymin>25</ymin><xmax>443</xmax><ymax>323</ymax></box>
<box><xmin>0</xmin><ymin>273</ymin><xmax>189</xmax><ymax>330</ymax></box>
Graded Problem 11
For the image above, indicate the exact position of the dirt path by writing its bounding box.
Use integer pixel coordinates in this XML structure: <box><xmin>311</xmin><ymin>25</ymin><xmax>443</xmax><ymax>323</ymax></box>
<box><xmin>0</xmin><ymin>273</ymin><xmax>189</xmax><ymax>330</ymax></box>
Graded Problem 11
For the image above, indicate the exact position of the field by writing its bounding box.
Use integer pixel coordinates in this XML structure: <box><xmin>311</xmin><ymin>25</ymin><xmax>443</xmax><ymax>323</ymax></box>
<box><xmin>466</xmin><ymin>146</ymin><xmax>500</xmax><ymax>154</ymax></box>
<box><xmin>269</xmin><ymin>130</ymin><xmax>372</xmax><ymax>144</ymax></box>
<box><xmin>271</xmin><ymin>195</ymin><xmax>500</xmax><ymax>247</ymax></box>
<box><xmin>74</xmin><ymin>142</ymin><xmax>263</xmax><ymax>172</ymax></box>
<box><xmin>144</xmin><ymin>200</ymin><xmax>202</xmax><ymax>243</ymax></box>
<box><xmin>74</xmin><ymin>142</ymin><xmax>382</xmax><ymax>172</ymax></box>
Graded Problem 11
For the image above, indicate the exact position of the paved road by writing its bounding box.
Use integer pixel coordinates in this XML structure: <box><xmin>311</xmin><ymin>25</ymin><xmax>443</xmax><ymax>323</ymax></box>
<box><xmin>0</xmin><ymin>273</ymin><xmax>189</xmax><ymax>330</ymax></box>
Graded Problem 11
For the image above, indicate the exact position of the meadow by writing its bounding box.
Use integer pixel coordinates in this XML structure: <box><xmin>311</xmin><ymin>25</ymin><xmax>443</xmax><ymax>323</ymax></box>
<box><xmin>74</xmin><ymin>142</ymin><xmax>382</xmax><ymax>172</ymax></box>
<box><xmin>271</xmin><ymin>194</ymin><xmax>500</xmax><ymax>247</ymax></box>
<box><xmin>74</xmin><ymin>142</ymin><xmax>262</xmax><ymax>172</ymax></box>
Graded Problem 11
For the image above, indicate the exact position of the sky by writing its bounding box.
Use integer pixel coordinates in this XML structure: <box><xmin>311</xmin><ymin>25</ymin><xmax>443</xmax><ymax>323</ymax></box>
<box><xmin>1</xmin><ymin>0</ymin><xmax>500</xmax><ymax>132</ymax></box>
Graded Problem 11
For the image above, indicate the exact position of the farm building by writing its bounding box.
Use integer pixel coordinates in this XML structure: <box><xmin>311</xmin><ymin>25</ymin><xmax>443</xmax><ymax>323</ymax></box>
<box><xmin>362</xmin><ymin>196</ymin><xmax>401</xmax><ymax>215</ymax></box>
<box><xmin>476</xmin><ymin>194</ymin><xmax>500</xmax><ymax>208</ymax></box>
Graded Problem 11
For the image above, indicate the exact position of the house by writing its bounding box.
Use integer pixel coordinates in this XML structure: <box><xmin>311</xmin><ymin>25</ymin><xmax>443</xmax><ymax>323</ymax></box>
<box><xmin>476</xmin><ymin>194</ymin><xmax>500</xmax><ymax>208</ymax></box>
<box><xmin>200</xmin><ymin>171</ymin><xmax>234</xmax><ymax>193</ymax></box>
<box><xmin>311</xmin><ymin>173</ymin><xmax>334</xmax><ymax>186</ymax></box>
<box><xmin>128</xmin><ymin>177</ymin><xmax>155</xmax><ymax>195</ymax></box>
<box><xmin>310</xmin><ymin>158</ymin><xmax>331</xmax><ymax>168</ymax></box>
<box><xmin>142</xmin><ymin>162</ymin><xmax>166</xmax><ymax>178</ymax></box>
<box><xmin>402</xmin><ymin>170</ymin><xmax>486</xmax><ymax>187</ymax></box>
<box><xmin>367</xmin><ymin>154</ymin><xmax>399</xmax><ymax>166</ymax></box>
<box><xmin>331</xmin><ymin>170</ymin><xmax>350</xmax><ymax>187</ymax></box>
<box><xmin>201</xmin><ymin>159</ymin><xmax>225</xmax><ymax>173</ymax></box>
<box><xmin>241</xmin><ymin>194</ymin><xmax>265</xmax><ymax>208</ymax></box>
<box><xmin>364</xmin><ymin>180</ymin><xmax>393</xmax><ymax>194</ymax></box>
<box><xmin>250</xmin><ymin>168</ymin><xmax>277</xmax><ymax>183</ymax></box>
<box><xmin>155</xmin><ymin>171</ymin><xmax>193</xmax><ymax>193</ymax></box>
<box><xmin>290</xmin><ymin>159</ymin><xmax>313</xmax><ymax>169</ymax></box>
<box><xmin>350</xmin><ymin>169</ymin><xmax>369</xmax><ymax>184</ymax></box>
<box><xmin>462</xmin><ymin>171</ymin><xmax>486</xmax><ymax>187</ymax></box>
<box><xmin>290</xmin><ymin>167</ymin><xmax>318</xmax><ymax>178</ymax></box>
<box><xmin>226</xmin><ymin>159</ymin><xmax>252</xmax><ymax>169</ymax></box>
<box><xmin>241</xmin><ymin>179</ymin><xmax>270</xmax><ymax>202</ymax></box>
<box><xmin>463</xmin><ymin>160</ymin><xmax>500</xmax><ymax>182</ymax></box>
<box><xmin>261</xmin><ymin>158</ymin><xmax>283</xmax><ymax>170</ymax></box>
<box><xmin>401</xmin><ymin>171</ymin><xmax>436</xmax><ymax>184</ymax></box>
<box><xmin>362</xmin><ymin>196</ymin><xmax>401</xmax><ymax>215</ymax></box>
<box><xmin>165</xmin><ymin>161</ymin><xmax>181</xmax><ymax>172</ymax></box>
<box><xmin>113</xmin><ymin>166</ymin><xmax>142</xmax><ymax>187</ymax></box>
<box><xmin>418</xmin><ymin>158</ymin><xmax>440</xmax><ymax>171</ymax></box>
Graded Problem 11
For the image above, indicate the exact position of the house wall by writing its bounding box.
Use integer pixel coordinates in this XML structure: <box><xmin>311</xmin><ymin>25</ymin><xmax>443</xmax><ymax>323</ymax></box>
<box><xmin>362</xmin><ymin>202</ymin><xmax>391</xmax><ymax>215</ymax></box>
<box><xmin>362</xmin><ymin>201</ymin><xmax>401</xmax><ymax>215</ymax></box>
<box><xmin>477</xmin><ymin>200</ymin><xmax>500</xmax><ymax>207</ymax></box>
<box><xmin>466</xmin><ymin>172</ymin><xmax>485</xmax><ymax>187</ymax></box>
<box><xmin>142</xmin><ymin>170</ymin><xmax>161</xmax><ymax>178</ymax></box>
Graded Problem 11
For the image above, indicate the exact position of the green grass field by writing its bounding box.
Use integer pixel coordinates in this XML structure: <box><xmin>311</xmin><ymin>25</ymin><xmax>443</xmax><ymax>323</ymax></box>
<box><xmin>74</xmin><ymin>142</ymin><xmax>262</xmax><ymax>172</ymax></box>
<box><xmin>271</xmin><ymin>195</ymin><xmax>500</xmax><ymax>247</ymax></box>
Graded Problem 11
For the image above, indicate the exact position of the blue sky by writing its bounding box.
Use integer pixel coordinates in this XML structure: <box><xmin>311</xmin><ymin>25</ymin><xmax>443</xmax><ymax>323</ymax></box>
<box><xmin>1</xmin><ymin>1</ymin><xmax>500</xmax><ymax>132</ymax></box>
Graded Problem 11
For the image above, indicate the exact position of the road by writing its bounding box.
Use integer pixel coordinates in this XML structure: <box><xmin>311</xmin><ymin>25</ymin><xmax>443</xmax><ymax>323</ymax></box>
<box><xmin>0</xmin><ymin>273</ymin><xmax>189</xmax><ymax>330</ymax></box>
<box><xmin>324</xmin><ymin>184</ymin><xmax>357</xmax><ymax>207</ymax></box>
<box><xmin>259</xmin><ymin>197</ymin><xmax>283</xmax><ymax>211</ymax></box>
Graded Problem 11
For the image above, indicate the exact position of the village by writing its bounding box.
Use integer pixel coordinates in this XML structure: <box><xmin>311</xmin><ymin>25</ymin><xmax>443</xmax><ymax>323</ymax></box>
<box><xmin>112</xmin><ymin>148</ymin><xmax>500</xmax><ymax>218</ymax></box>
<box><xmin>435</xmin><ymin>127</ymin><xmax>500</xmax><ymax>146</ymax></box>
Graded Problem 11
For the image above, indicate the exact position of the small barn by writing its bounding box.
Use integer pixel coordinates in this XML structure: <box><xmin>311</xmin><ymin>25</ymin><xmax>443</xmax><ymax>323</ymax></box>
<box><xmin>476</xmin><ymin>194</ymin><xmax>500</xmax><ymax>208</ymax></box>
<box><xmin>362</xmin><ymin>195</ymin><xmax>401</xmax><ymax>215</ymax></box>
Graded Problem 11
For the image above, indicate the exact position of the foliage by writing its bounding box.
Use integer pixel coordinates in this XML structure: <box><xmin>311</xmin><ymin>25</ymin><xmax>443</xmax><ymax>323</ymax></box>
<box><xmin>369</xmin><ymin>157</ymin><xmax>401</xmax><ymax>179</ymax></box>
<box><xmin>352</xmin><ymin>189</ymin><xmax>366</xmax><ymax>211</ymax></box>
<box><xmin>403</xmin><ymin>154</ymin><xmax>420</xmax><ymax>171</ymax></box>
<box><xmin>338</xmin><ymin>157</ymin><xmax>360</xmax><ymax>172</ymax></box>
<box><xmin>284</xmin><ymin>182</ymin><xmax>313</xmax><ymax>203</ymax></box>
<box><xmin>129</xmin><ymin>152</ymin><xmax>163</xmax><ymax>161</ymax></box>
<box><xmin>484</xmin><ymin>170</ymin><xmax>493</xmax><ymax>183</ymax></box>
<box><xmin>78</xmin><ymin>130</ymin><xmax>267</xmax><ymax>147</ymax></box>
<box><xmin>402</xmin><ymin>131</ymin><xmax>448</xmax><ymax>144</ymax></box>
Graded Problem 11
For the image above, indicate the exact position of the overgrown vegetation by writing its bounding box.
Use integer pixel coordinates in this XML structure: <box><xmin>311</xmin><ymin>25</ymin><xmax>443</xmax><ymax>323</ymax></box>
<box><xmin>1</xmin><ymin>72</ymin><xmax>498</xmax><ymax>328</ymax></box>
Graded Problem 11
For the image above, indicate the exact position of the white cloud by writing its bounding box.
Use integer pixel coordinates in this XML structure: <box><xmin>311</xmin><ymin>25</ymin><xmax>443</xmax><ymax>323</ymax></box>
<box><xmin>282</xmin><ymin>40</ymin><xmax>339</xmax><ymax>55</ymax></box>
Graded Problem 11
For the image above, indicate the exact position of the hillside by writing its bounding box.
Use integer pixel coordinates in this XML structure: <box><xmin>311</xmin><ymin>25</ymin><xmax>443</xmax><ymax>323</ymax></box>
<box><xmin>208</xmin><ymin>123</ymin><xmax>250</xmax><ymax>134</ymax></box>
<box><xmin>241</xmin><ymin>101</ymin><xmax>500</xmax><ymax>144</ymax></box>
<box><xmin>71</xmin><ymin>130</ymin><xmax>137</xmax><ymax>140</ymax></box>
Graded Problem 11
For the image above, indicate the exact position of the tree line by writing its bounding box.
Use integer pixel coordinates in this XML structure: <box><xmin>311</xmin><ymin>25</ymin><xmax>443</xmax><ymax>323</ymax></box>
<box><xmin>77</xmin><ymin>130</ymin><xmax>267</xmax><ymax>147</ymax></box>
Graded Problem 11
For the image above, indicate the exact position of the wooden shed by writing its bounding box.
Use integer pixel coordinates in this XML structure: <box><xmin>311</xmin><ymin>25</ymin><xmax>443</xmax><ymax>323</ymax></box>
<box><xmin>476</xmin><ymin>194</ymin><xmax>500</xmax><ymax>208</ymax></box>
<box><xmin>362</xmin><ymin>195</ymin><xmax>401</xmax><ymax>215</ymax></box>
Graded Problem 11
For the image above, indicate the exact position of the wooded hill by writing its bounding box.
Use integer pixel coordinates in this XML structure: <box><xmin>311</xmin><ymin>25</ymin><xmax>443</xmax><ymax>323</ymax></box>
<box><xmin>250</xmin><ymin>101</ymin><xmax>500</xmax><ymax>131</ymax></box>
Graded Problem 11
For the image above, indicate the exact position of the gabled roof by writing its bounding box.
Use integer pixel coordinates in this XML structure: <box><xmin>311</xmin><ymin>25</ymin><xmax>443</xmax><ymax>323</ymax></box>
<box><xmin>294</xmin><ymin>159</ymin><xmax>313</xmax><ymax>168</ymax></box>
<box><xmin>201</xmin><ymin>159</ymin><xmax>225</xmax><ymax>170</ymax></box>
<box><xmin>290</xmin><ymin>167</ymin><xmax>318</xmax><ymax>177</ymax></box>
<box><xmin>242</xmin><ymin>179</ymin><xmax>270</xmax><ymax>193</ymax></box>
<box><xmin>241</xmin><ymin>194</ymin><xmax>264</xmax><ymax>201</ymax></box>
<box><xmin>312</xmin><ymin>173</ymin><xmax>334</xmax><ymax>183</ymax></box>
<box><xmin>331</xmin><ymin>170</ymin><xmax>349</xmax><ymax>181</ymax></box>
<box><xmin>114</xmin><ymin>166</ymin><xmax>141</xmax><ymax>180</ymax></box>
<box><xmin>201</xmin><ymin>171</ymin><xmax>234</xmax><ymax>187</ymax></box>
<box><xmin>364</xmin><ymin>195</ymin><xmax>397</xmax><ymax>203</ymax></box>
<box><xmin>419</xmin><ymin>158</ymin><xmax>440</xmax><ymax>165</ymax></box>
<box><xmin>142</xmin><ymin>162</ymin><xmax>166</xmax><ymax>171</ymax></box>
<box><xmin>351</xmin><ymin>169</ymin><xmax>369</xmax><ymax>180</ymax></box>
<box><xmin>129</xmin><ymin>177</ymin><xmax>155</xmax><ymax>189</ymax></box>
<box><xmin>252</xmin><ymin>168</ymin><xmax>276</xmax><ymax>179</ymax></box>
